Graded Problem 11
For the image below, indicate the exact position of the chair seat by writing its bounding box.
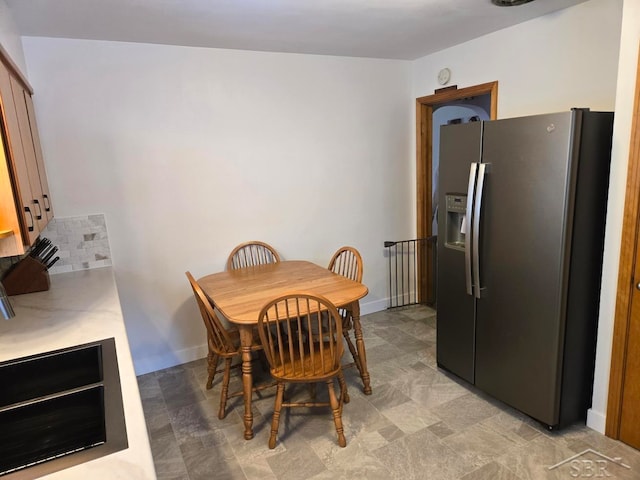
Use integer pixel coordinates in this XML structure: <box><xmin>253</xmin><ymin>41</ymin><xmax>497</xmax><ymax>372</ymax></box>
<box><xmin>270</xmin><ymin>343</ymin><xmax>342</xmax><ymax>380</ymax></box>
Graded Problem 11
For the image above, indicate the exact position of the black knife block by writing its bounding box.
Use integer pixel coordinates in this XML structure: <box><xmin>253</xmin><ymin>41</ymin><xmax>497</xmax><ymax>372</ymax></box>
<box><xmin>1</xmin><ymin>256</ymin><xmax>50</xmax><ymax>295</ymax></box>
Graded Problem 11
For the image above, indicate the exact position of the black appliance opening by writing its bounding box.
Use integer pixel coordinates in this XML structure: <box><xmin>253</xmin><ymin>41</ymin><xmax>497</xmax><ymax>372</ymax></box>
<box><xmin>0</xmin><ymin>338</ymin><xmax>128</xmax><ymax>478</ymax></box>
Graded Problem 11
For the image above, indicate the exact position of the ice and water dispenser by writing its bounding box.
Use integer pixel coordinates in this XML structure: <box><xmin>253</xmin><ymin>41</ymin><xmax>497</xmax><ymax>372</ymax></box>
<box><xmin>444</xmin><ymin>194</ymin><xmax>467</xmax><ymax>251</ymax></box>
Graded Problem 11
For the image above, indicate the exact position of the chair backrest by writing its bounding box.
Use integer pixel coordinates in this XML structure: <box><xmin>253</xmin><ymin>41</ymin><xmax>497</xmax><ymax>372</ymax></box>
<box><xmin>185</xmin><ymin>272</ymin><xmax>236</xmax><ymax>356</ymax></box>
<box><xmin>257</xmin><ymin>293</ymin><xmax>344</xmax><ymax>381</ymax></box>
<box><xmin>328</xmin><ymin>246</ymin><xmax>363</xmax><ymax>283</ymax></box>
<box><xmin>226</xmin><ymin>241</ymin><xmax>281</xmax><ymax>271</ymax></box>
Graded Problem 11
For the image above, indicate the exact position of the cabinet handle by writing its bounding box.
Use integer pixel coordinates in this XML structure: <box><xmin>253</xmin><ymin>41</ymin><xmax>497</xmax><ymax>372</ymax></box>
<box><xmin>43</xmin><ymin>194</ymin><xmax>51</xmax><ymax>212</ymax></box>
<box><xmin>33</xmin><ymin>199</ymin><xmax>42</xmax><ymax>220</ymax></box>
<box><xmin>24</xmin><ymin>206</ymin><xmax>34</xmax><ymax>231</ymax></box>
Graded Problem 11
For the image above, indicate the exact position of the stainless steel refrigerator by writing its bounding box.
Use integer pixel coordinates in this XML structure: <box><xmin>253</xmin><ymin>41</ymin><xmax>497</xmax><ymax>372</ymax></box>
<box><xmin>436</xmin><ymin>109</ymin><xmax>614</xmax><ymax>429</ymax></box>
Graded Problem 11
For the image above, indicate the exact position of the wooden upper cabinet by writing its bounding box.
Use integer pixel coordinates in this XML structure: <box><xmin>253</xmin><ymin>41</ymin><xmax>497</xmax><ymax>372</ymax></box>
<box><xmin>24</xmin><ymin>92</ymin><xmax>53</xmax><ymax>221</ymax></box>
<box><xmin>0</xmin><ymin>53</ymin><xmax>53</xmax><ymax>257</ymax></box>
<box><xmin>10</xmin><ymin>76</ymin><xmax>47</xmax><ymax>232</ymax></box>
<box><xmin>0</xmin><ymin>61</ymin><xmax>39</xmax><ymax>250</ymax></box>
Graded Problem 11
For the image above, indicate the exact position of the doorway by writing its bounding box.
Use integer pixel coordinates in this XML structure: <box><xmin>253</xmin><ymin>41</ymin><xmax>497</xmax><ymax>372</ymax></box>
<box><xmin>606</xmin><ymin>51</ymin><xmax>640</xmax><ymax>451</ymax></box>
<box><xmin>415</xmin><ymin>82</ymin><xmax>498</xmax><ymax>303</ymax></box>
<box><xmin>431</xmin><ymin>101</ymin><xmax>492</xmax><ymax>235</ymax></box>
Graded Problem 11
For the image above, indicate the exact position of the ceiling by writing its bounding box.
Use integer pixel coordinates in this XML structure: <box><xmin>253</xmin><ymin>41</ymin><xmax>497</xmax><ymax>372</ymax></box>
<box><xmin>6</xmin><ymin>0</ymin><xmax>590</xmax><ymax>60</ymax></box>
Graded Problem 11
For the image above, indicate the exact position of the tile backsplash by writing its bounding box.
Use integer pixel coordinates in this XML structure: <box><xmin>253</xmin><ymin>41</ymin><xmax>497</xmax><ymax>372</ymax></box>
<box><xmin>40</xmin><ymin>214</ymin><xmax>112</xmax><ymax>274</ymax></box>
<box><xmin>0</xmin><ymin>214</ymin><xmax>113</xmax><ymax>278</ymax></box>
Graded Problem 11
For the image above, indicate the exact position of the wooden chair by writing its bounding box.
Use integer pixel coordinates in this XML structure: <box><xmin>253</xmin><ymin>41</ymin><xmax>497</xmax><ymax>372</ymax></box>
<box><xmin>328</xmin><ymin>246</ymin><xmax>365</xmax><ymax>379</ymax></box>
<box><xmin>226</xmin><ymin>241</ymin><xmax>281</xmax><ymax>270</ymax></box>
<box><xmin>257</xmin><ymin>292</ymin><xmax>349</xmax><ymax>449</ymax></box>
<box><xmin>185</xmin><ymin>272</ymin><xmax>274</xmax><ymax>419</ymax></box>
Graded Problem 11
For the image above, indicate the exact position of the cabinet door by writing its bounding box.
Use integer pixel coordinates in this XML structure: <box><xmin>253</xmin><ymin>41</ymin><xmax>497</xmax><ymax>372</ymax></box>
<box><xmin>10</xmin><ymin>75</ymin><xmax>47</xmax><ymax>233</ymax></box>
<box><xmin>24</xmin><ymin>92</ymin><xmax>53</xmax><ymax>221</ymax></box>
<box><xmin>0</xmin><ymin>132</ymin><xmax>22</xmax><ymax>256</ymax></box>
<box><xmin>0</xmin><ymin>62</ymin><xmax>39</xmax><ymax>245</ymax></box>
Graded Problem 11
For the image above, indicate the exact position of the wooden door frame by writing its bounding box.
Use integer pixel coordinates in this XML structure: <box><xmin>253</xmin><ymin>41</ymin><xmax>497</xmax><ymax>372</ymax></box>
<box><xmin>605</xmin><ymin>51</ymin><xmax>640</xmax><ymax>438</ymax></box>
<box><xmin>415</xmin><ymin>81</ymin><xmax>499</xmax><ymax>303</ymax></box>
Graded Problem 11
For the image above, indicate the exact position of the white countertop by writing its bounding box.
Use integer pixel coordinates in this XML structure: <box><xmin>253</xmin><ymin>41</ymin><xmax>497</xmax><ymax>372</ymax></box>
<box><xmin>0</xmin><ymin>267</ymin><xmax>156</xmax><ymax>479</ymax></box>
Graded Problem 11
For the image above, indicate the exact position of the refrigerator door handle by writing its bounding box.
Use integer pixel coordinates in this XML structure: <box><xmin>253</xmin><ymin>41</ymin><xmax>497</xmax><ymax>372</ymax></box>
<box><xmin>465</xmin><ymin>163</ymin><xmax>478</xmax><ymax>296</ymax></box>
<box><xmin>473</xmin><ymin>163</ymin><xmax>487</xmax><ymax>299</ymax></box>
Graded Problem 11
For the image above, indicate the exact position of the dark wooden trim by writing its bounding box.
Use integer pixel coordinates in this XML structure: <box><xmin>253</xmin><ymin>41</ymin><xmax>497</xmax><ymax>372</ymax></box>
<box><xmin>416</xmin><ymin>101</ymin><xmax>430</xmax><ymax>241</ymax></box>
<box><xmin>416</xmin><ymin>81</ymin><xmax>498</xmax><ymax>107</ymax></box>
<box><xmin>0</xmin><ymin>43</ymin><xmax>33</xmax><ymax>95</ymax></box>
<box><xmin>606</xmin><ymin>47</ymin><xmax>640</xmax><ymax>438</ymax></box>
<box><xmin>434</xmin><ymin>85</ymin><xmax>458</xmax><ymax>94</ymax></box>
<box><xmin>415</xmin><ymin>100</ymin><xmax>432</xmax><ymax>302</ymax></box>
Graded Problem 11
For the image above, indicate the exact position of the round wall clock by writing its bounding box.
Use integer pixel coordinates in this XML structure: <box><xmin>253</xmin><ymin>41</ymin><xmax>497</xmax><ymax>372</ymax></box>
<box><xmin>438</xmin><ymin>68</ymin><xmax>451</xmax><ymax>85</ymax></box>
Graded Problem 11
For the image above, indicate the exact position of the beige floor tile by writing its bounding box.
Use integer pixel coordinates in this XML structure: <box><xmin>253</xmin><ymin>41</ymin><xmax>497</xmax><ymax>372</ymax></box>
<box><xmin>496</xmin><ymin>434</ymin><xmax>580</xmax><ymax>480</ymax></box>
<box><xmin>374</xmin><ymin>427</ymin><xmax>474</xmax><ymax>480</ymax></box>
<box><xmin>432</xmin><ymin>392</ymin><xmax>502</xmax><ymax>432</ymax></box>
<box><xmin>381</xmin><ymin>399</ymin><xmax>441</xmax><ymax>434</ymax></box>
<box><xmin>443</xmin><ymin>422</ymin><xmax>520</xmax><ymax>470</ymax></box>
<box><xmin>308</xmin><ymin>440</ymin><xmax>392</xmax><ymax>479</ymax></box>
<box><xmin>266</xmin><ymin>442</ymin><xmax>327</xmax><ymax>480</ymax></box>
<box><xmin>139</xmin><ymin>305</ymin><xmax>640</xmax><ymax>480</ymax></box>
<box><xmin>480</xmin><ymin>410</ymin><xmax>543</xmax><ymax>445</ymax></box>
<box><xmin>460</xmin><ymin>461</ymin><xmax>522</xmax><ymax>480</ymax></box>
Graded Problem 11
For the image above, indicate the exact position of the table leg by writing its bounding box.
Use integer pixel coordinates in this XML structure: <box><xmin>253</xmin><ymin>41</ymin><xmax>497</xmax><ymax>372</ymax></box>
<box><xmin>350</xmin><ymin>301</ymin><xmax>372</xmax><ymax>395</ymax></box>
<box><xmin>238</xmin><ymin>325</ymin><xmax>255</xmax><ymax>439</ymax></box>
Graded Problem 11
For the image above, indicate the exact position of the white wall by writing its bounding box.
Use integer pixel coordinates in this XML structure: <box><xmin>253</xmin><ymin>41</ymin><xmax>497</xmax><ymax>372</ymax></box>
<box><xmin>0</xmin><ymin>0</ymin><xmax>27</xmax><ymax>74</ymax></box>
<box><xmin>589</xmin><ymin>0</ymin><xmax>640</xmax><ymax>433</ymax></box>
<box><xmin>413</xmin><ymin>0</ymin><xmax>622</xmax><ymax>117</ymax></box>
<box><xmin>20</xmin><ymin>38</ymin><xmax>413</xmax><ymax>373</ymax></box>
<box><xmin>412</xmin><ymin>0</ymin><xmax>624</xmax><ymax>433</ymax></box>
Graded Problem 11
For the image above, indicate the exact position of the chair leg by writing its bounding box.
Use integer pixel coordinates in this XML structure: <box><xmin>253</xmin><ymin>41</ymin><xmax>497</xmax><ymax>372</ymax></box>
<box><xmin>206</xmin><ymin>350</ymin><xmax>219</xmax><ymax>390</ymax></box>
<box><xmin>218</xmin><ymin>358</ymin><xmax>232</xmax><ymax>420</ymax></box>
<box><xmin>309</xmin><ymin>382</ymin><xmax>317</xmax><ymax>400</ymax></box>
<box><xmin>269</xmin><ymin>382</ymin><xmax>285</xmax><ymax>449</ymax></box>
<box><xmin>337</xmin><ymin>370</ymin><xmax>349</xmax><ymax>404</ymax></box>
<box><xmin>344</xmin><ymin>326</ymin><xmax>363</xmax><ymax>377</ymax></box>
<box><xmin>326</xmin><ymin>379</ymin><xmax>346</xmax><ymax>447</ymax></box>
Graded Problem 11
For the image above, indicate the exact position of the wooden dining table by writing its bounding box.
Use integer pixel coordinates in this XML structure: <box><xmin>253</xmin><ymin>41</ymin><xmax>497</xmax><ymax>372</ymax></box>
<box><xmin>198</xmin><ymin>260</ymin><xmax>370</xmax><ymax>440</ymax></box>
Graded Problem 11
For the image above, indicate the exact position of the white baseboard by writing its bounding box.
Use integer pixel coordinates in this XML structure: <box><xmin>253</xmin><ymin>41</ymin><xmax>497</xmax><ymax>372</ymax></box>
<box><xmin>133</xmin><ymin>343</ymin><xmax>209</xmax><ymax>376</ymax></box>
<box><xmin>586</xmin><ymin>408</ymin><xmax>606</xmax><ymax>433</ymax></box>
<box><xmin>360</xmin><ymin>297</ymin><xmax>388</xmax><ymax>315</ymax></box>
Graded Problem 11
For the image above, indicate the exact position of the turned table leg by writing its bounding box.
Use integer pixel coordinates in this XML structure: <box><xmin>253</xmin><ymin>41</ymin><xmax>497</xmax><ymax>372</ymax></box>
<box><xmin>238</xmin><ymin>325</ymin><xmax>255</xmax><ymax>439</ymax></box>
<box><xmin>350</xmin><ymin>301</ymin><xmax>372</xmax><ymax>395</ymax></box>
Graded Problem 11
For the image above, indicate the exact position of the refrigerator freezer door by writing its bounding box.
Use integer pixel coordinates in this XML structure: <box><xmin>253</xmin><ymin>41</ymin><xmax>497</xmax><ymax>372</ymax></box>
<box><xmin>437</xmin><ymin>121</ymin><xmax>482</xmax><ymax>384</ymax></box>
<box><xmin>474</xmin><ymin>111</ymin><xmax>575</xmax><ymax>426</ymax></box>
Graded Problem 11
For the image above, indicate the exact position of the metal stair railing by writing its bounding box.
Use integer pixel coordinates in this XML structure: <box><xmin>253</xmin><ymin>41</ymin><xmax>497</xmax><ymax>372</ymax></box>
<box><xmin>383</xmin><ymin>236</ymin><xmax>437</xmax><ymax>308</ymax></box>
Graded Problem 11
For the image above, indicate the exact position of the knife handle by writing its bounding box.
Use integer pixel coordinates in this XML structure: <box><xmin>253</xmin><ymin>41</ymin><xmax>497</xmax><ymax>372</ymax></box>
<box><xmin>42</xmin><ymin>246</ymin><xmax>58</xmax><ymax>265</ymax></box>
<box><xmin>46</xmin><ymin>256</ymin><xmax>60</xmax><ymax>269</ymax></box>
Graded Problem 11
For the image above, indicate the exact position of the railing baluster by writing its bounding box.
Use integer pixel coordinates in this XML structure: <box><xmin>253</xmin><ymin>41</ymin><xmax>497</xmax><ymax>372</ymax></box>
<box><xmin>383</xmin><ymin>237</ymin><xmax>437</xmax><ymax>309</ymax></box>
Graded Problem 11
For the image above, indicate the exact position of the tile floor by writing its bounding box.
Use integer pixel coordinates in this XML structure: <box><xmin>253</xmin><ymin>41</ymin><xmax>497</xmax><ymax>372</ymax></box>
<box><xmin>138</xmin><ymin>305</ymin><xmax>640</xmax><ymax>479</ymax></box>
